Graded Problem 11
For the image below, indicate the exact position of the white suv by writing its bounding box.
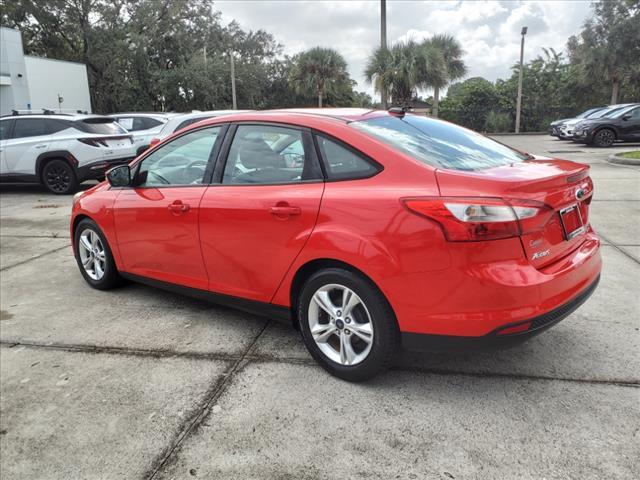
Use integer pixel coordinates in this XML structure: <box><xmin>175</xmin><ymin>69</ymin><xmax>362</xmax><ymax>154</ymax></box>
<box><xmin>0</xmin><ymin>113</ymin><xmax>137</xmax><ymax>194</ymax></box>
<box><xmin>108</xmin><ymin>113</ymin><xmax>176</xmax><ymax>155</ymax></box>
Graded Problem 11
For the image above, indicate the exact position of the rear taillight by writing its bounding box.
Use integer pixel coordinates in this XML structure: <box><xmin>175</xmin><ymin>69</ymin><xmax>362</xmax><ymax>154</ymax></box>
<box><xmin>78</xmin><ymin>138</ymin><xmax>108</xmax><ymax>148</ymax></box>
<box><xmin>402</xmin><ymin>197</ymin><xmax>553</xmax><ymax>242</ymax></box>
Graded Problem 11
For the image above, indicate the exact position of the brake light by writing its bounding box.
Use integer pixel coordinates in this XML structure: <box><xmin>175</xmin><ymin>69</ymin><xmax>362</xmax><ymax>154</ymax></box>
<box><xmin>78</xmin><ymin>138</ymin><xmax>108</xmax><ymax>148</ymax></box>
<box><xmin>402</xmin><ymin>197</ymin><xmax>553</xmax><ymax>242</ymax></box>
<box><xmin>150</xmin><ymin>138</ymin><xmax>160</xmax><ymax>147</ymax></box>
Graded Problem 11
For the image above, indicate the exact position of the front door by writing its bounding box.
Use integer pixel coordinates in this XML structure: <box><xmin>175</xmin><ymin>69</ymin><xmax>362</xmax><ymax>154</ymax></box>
<box><xmin>113</xmin><ymin>126</ymin><xmax>223</xmax><ymax>290</ymax></box>
<box><xmin>4</xmin><ymin>118</ymin><xmax>51</xmax><ymax>175</ymax></box>
<box><xmin>199</xmin><ymin>123</ymin><xmax>324</xmax><ymax>302</ymax></box>
<box><xmin>619</xmin><ymin>107</ymin><xmax>640</xmax><ymax>141</ymax></box>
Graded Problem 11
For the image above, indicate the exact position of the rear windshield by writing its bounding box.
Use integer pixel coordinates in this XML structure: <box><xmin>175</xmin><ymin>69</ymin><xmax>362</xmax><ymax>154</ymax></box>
<box><xmin>350</xmin><ymin>115</ymin><xmax>527</xmax><ymax>171</ymax></box>
<box><xmin>75</xmin><ymin>118</ymin><xmax>128</xmax><ymax>135</ymax></box>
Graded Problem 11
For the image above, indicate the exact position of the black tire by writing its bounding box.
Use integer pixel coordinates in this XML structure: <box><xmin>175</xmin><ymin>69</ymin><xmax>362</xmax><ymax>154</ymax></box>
<box><xmin>42</xmin><ymin>159</ymin><xmax>79</xmax><ymax>194</ymax></box>
<box><xmin>592</xmin><ymin>128</ymin><xmax>616</xmax><ymax>147</ymax></box>
<box><xmin>297</xmin><ymin>268</ymin><xmax>399</xmax><ymax>382</ymax></box>
<box><xmin>73</xmin><ymin>218</ymin><xmax>121</xmax><ymax>290</ymax></box>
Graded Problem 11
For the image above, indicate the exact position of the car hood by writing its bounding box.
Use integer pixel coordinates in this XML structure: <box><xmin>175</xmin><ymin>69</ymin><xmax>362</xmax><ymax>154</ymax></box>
<box><xmin>551</xmin><ymin>118</ymin><xmax>571</xmax><ymax>126</ymax></box>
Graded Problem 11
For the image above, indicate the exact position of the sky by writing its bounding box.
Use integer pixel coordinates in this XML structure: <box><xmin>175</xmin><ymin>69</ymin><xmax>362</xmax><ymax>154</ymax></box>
<box><xmin>215</xmin><ymin>0</ymin><xmax>593</xmax><ymax>99</ymax></box>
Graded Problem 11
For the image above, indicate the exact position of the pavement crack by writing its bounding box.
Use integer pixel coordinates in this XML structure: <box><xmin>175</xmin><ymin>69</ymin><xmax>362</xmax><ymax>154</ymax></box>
<box><xmin>0</xmin><ymin>244</ymin><xmax>71</xmax><ymax>271</ymax></box>
<box><xmin>144</xmin><ymin>320</ymin><xmax>272</xmax><ymax>480</ymax></box>
<box><xmin>599</xmin><ymin>235</ymin><xmax>640</xmax><ymax>265</ymax></box>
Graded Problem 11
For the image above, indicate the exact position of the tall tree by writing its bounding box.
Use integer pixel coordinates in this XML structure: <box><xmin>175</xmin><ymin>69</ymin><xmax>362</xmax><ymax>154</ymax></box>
<box><xmin>422</xmin><ymin>34</ymin><xmax>466</xmax><ymax>117</ymax></box>
<box><xmin>289</xmin><ymin>47</ymin><xmax>350</xmax><ymax>107</ymax></box>
<box><xmin>569</xmin><ymin>0</ymin><xmax>640</xmax><ymax>104</ymax></box>
<box><xmin>365</xmin><ymin>40</ymin><xmax>431</xmax><ymax>106</ymax></box>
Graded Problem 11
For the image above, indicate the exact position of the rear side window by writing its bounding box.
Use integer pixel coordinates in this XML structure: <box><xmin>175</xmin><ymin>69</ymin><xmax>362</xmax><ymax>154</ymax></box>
<box><xmin>222</xmin><ymin>124</ymin><xmax>321</xmax><ymax>184</ymax></box>
<box><xmin>315</xmin><ymin>135</ymin><xmax>379</xmax><ymax>180</ymax></box>
<box><xmin>351</xmin><ymin>115</ymin><xmax>527</xmax><ymax>171</ymax></box>
<box><xmin>75</xmin><ymin>118</ymin><xmax>128</xmax><ymax>135</ymax></box>
<box><xmin>0</xmin><ymin>119</ymin><xmax>14</xmax><ymax>140</ymax></box>
<box><xmin>46</xmin><ymin>119</ymin><xmax>72</xmax><ymax>134</ymax></box>
<box><xmin>119</xmin><ymin>116</ymin><xmax>164</xmax><ymax>131</ymax></box>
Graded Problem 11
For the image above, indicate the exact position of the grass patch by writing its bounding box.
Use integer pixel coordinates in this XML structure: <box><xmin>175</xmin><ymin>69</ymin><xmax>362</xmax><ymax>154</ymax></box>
<box><xmin>618</xmin><ymin>151</ymin><xmax>640</xmax><ymax>159</ymax></box>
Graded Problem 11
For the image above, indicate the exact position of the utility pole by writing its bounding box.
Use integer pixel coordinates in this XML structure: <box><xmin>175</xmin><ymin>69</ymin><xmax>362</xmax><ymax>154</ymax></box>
<box><xmin>515</xmin><ymin>26</ymin><xmax>527</xmax><ymax>133</ymax></box>
<box><xmin>380</xmin><ymin>0</ymin><xmax>388</xmax><ymax>109</ymax></box>
<box><xmin>230</xmin><ymin>52</ymin><xmax>237</xmax><ymax>110</ymax></box>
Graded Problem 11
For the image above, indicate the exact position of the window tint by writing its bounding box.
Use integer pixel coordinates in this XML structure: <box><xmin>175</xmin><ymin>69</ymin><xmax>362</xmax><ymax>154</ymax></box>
<box><xmin>351</xmin><ymin>115</ymin><xmax>528</xmax><ymax>171</ymax></box>
<box><xmin>76</xmin><ymin>118</ymin><xmax>128</xmax><ymax>135</ymax></box>
<box><xmin>138</xmin><ymin>117</ymin><xmax>163</xmax><ymax>130</ymax></box>
<box><xmin>0</xmin><ymin>119</ymin><xmax>14</xmax><ymax>140</ymax></box>
<box><xmin>12</xmin><ymin>118</ymin><xmax>49</xmax><ymax>139</ymax></box>
<box><xmin>46</xmin><ymin>119</ymin><xmax>72</xmax><ymax>134</ymax></box>
<box><xmin>316</xmin><ymin>135</ymin><xmax>379</xmax><ymax>179</ymax></box>
<box><xmin>137</xmin><ymin>126</ymin><xmax>220</xmax><ymax>187</ymax></box>
<box><xmin>629</xmin><ymin>108</ymin><xmax>640</xmax><ymax>119</ymax></box>
<box><xmin>222</xmin><ymin>125</ymin><xmax>318</xmax><ymax>184</ymax></box>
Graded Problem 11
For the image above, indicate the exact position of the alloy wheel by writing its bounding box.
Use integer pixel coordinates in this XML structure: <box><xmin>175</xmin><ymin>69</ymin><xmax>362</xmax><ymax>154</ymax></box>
<box><xmin>307</xmin><ymin>283</ymin><xmax>374</xmax><ymax>366</ymax></box>
<box><xmin>596</xmin><ymin>129</ymin><xmax>614</xmax><ymax>147</ymax></box>
<box><xmin>78</xmin><ymin>229</ymin><xmax>106</xmax><ymax>280</ymax></box>
<box><xmin>45</xmin><ymin>164</ymin><xmax>71</xmax><ymax>193</ymax></box>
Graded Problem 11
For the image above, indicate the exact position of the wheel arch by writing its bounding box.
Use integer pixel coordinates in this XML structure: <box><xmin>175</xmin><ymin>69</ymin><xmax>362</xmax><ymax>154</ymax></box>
<box><xmin>593</xmin><ymin>125</ymin><xmax>618</xmax><ymax>140</ymax></box>
<box><xmin>288</xmin><ymin>258</ymin><xmax>397</xmax><ymax>329</ymax></box>
<box><xmin>36</xmin><ymin>151</ymin><xmax>79</xmax><ymax>181</ymax></box>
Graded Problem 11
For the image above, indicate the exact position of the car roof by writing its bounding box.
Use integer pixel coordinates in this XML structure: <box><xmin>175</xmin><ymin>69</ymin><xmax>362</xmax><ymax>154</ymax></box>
<box><xmin>1</xmin><ymin>113</ymin><xmax>116</xmax><ymax>121</ymax></box>
<box><xmin>108</xmin><ymin>112</ymin><xmax>178</xmax><ymax>119</ymax></box>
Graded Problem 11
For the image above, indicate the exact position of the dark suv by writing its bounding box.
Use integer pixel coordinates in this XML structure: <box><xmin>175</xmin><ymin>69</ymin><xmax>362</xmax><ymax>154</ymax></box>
<box><xmin>572</xmin><ymin>104</ymin><xmax>640</xmax><ymax>147</ymax></box>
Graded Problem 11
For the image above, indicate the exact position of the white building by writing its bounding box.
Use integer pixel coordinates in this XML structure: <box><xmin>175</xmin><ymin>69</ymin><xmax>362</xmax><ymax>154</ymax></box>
<box><xmin>0</xmin><ymin>27</ymin><xmax>92</xmax><ymax>116</ymax></box>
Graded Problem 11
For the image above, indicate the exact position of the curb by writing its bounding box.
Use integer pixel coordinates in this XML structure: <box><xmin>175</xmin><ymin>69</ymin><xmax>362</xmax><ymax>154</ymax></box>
<box><xmin>607</xmin><ymin>153</ymin><xmax>640</xmax><ymax>166</ymax></box>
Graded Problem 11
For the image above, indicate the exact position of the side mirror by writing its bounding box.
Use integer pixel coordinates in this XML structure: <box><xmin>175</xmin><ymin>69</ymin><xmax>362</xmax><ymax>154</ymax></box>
<box><xmin>106</xmin><ymin>165</ymin><xmax>131</xmax><ymax>187</ymax></box>
<box><xmin>622</xmin><ymin>114</ymin><xmax>631</xmax><ymax>121</ymax></box>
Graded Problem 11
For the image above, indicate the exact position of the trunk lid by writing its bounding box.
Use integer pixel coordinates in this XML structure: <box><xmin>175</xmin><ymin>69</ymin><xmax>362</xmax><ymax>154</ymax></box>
<box><xmin>435</xmin><ymin>157</ymin><xmax>593</xmax><ymax>268</ymax></box>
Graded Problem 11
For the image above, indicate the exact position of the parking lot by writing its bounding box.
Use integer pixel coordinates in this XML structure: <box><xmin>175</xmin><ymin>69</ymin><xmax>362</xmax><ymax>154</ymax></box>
<box><xmin>1</xmin><ymin>134</ymin><xmax>638</xmax><ymax>479</ymax></box>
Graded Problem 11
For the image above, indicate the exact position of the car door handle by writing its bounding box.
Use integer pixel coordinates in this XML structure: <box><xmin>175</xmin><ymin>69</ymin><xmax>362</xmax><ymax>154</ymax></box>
<box><xmin>168</xmin><ymin>200</ymin><xmax>190</xmax><ymax>213</ymax></box>
<box><xmin>35</xmin><ymin>144</ymin><xmax>47</xmax><ymax>149</ymax></box>
<box><xmin>269</xmin><ymin>205</ymin><xmax>301</xmax><ymax>217</ymax></box>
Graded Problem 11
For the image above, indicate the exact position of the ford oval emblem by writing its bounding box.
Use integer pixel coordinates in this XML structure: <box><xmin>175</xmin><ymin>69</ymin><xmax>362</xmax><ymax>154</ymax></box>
<box><xmin>575</xmin><ymin>188</ymin><xmax>586</xmax><ymax>200</ymax></box>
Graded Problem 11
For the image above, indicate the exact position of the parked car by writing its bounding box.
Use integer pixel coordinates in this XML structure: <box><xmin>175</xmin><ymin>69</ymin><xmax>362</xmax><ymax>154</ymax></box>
<box><xmin>108</xmin><ymin>112</ymin><xmax>176</xmax><ymax>155</ymax></box>
<box><xmin>148</xmin><ymin>110</ymin><xmax>250</xmax><ymax>147</ymax></box>
<box><xmin>0</xmin><ymin>112</ymin><xmax>136</xmax><ymax>194</ymax></box>
<box><xmin>71</xmin><ymin>108</ymin><xmax>601</xmax><ymax>381</ymax></box>
<box><xmin>549</xmin><ymin>107</ymin><xmax>604</xmax><ymax>137</ymax></box>
<box><xmin>558</xmin><ymin>104</ymin><xmax>636</xmax><ymax>139</ymax></box>
<box><xmin>572</xmin><ymin>103</ymin><xmax>640</xmax><ymax>147</ymax></box>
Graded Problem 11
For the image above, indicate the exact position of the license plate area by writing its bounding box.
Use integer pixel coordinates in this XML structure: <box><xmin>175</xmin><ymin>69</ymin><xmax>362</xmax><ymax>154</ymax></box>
<box><xmin>559</xmin><ymin>204</ymin><xmax>585</xmax><ymax>240</ymax></box>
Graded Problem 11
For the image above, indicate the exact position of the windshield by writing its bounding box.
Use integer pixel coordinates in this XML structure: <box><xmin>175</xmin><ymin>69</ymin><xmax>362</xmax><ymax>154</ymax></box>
<box><xmin>578</xmin><ymin>108</ymin><xmax>602</xmax><ymax>118</ymax></box>
<box><xmin>607</xmin><ymin>105</ymin><xmax>638</xmax><ymax>118</ymax></box>
<box><xmin>350</xmin><ymin>115</ymin><xmax>527</xmax><ymax>171</ymax></box>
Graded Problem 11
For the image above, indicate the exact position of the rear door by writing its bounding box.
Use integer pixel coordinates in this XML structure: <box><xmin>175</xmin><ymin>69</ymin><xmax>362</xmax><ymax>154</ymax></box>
<box><xmin>113</xmin><ymin>125</ymin><xmax>224</xmax><ymax>290</ymax></box>
<box><xmin>4</xmin><ymin>118</ymin><xmax>51</xmax><ymax>175</ymax></box>
<box><xmin>199</xmin><ymin>123</ymin><xmax>324</xmax><ymax>302</ymax></box>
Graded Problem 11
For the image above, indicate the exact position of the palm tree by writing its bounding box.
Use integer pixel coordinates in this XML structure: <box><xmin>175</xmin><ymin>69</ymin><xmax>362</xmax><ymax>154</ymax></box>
<box><xmin>422</xmin><ymin>34</ymin><xmax>467</xmax><ymax>117</ymax></box>
<box><xmin>364</xmin><ymin>40</ymin><xmax>426</xmax><ymax>106</ymax></box>
<box><xmin>289</xmin><ymin>47</ymin><xmax>349</xmax><ymax>107</ymax></box>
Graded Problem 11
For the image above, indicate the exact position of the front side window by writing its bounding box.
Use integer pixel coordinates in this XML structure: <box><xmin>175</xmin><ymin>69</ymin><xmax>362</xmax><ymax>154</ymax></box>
<box><xmin>222</xmin><ymin>125</ymin><xmax>319</xmax><ymax>184</ymax></box>
<box><xmin>12</xmin><ymin>119</ymin><xmax>49</xmax><ymax>139</ymax></box>
<box><xmin>316</xmin><ymin>135</ymin><xmax>379</xmax><ymax>179</ymax></box>
<box><xmin>351</xmin><ymin>115</ymin><xmax>528</xmax><ymax>171</ymax></box>
<box><xmin>0</xmin><ymin>119</ymin><xmax>14</xmax><ymax>140</ymax></box>
<box><xmin>136</xmin><ymin>127</ymin><xmax>221</xmax><ymax>187</ymax></box>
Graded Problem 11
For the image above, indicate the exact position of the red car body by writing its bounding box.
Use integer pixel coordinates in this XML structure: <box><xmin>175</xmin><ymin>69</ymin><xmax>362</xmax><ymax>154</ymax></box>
<box><xmin>71</xmin><ymin>109</ymin><xmax>601</xmax><ymax>350</ymax></box>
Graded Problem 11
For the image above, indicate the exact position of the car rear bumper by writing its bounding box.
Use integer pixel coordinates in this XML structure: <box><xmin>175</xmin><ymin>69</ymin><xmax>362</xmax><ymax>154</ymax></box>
<box><xmin>401</xmin><ymin>273</ymin><xmax>600</xmax><ymax>351</ymax></box>
<box><xmin>385</xmin><ymin>229</ymin><xmax>602</xmax><ymax>337</ymax></box>
<box><xmin>77</xmin><ymin>157</ymin><xmax>135</xmax><ymax>181</ymax></box>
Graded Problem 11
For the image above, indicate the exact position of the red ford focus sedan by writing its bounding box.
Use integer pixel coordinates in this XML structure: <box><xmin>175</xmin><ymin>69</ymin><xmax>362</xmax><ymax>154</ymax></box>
<box><xmin>70</xmin><ymin>108</ymin><xmax>601</xmax><ymax>381</ymax></box>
